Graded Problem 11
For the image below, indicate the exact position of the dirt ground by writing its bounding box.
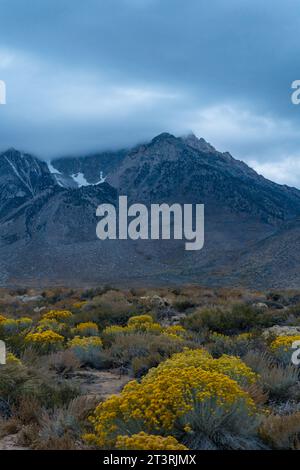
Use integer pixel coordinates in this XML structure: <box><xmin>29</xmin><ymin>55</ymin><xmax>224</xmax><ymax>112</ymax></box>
<box><xmin>0</xmin><ymin>369</ymin><xmax>131</xmax><ymax>450</ymax></box>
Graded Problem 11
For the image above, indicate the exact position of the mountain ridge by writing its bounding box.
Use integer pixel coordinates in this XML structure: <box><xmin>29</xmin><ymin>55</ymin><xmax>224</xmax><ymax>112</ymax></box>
<box><xmin>1</xmin><ymin>133</ymin><xmax>300</xmax><ymax>288</ymax></box>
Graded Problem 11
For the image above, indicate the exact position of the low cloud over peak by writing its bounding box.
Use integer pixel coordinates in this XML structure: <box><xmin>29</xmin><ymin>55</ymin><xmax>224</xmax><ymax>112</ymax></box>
<box><xmin>1</xmin><ymin>1</ymin><xmax>300</xmax><ymax>186</ymax></box>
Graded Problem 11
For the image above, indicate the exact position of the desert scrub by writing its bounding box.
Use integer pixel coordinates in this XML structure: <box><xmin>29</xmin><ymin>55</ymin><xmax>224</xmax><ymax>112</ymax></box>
<box><xmin>208</xmin><ymin>331</ymin><xmax>257</xmax><ymax>357</ymax></box>
<box><xmin>42</xmin><ymin>310</ymin><xmax>73</xmax><ymax>322</ymax></box>
<box><xmin>17</xmin><ymin>317</ymin><xmax>33</xmax><ymax>330</ymax></box>
<box><xmin>102</xmin><ymin>316</ymin><xmax>185</xmax><ymax>347</ymax></box>
<box><xmin>145</xmin><ymin>348</ymin><xmax>257</xmax><ymax>386</ymax></box>
<box><xmin>6</xmin><ymin>352</ymin><xmax>22</xmax><ymax>365</ymax></box>
<box><xmin>270</xmin><ymin>335</ymin><xmax>300</xmax><ymax>351</ymax></box>
<box><xmin>270</xmin><ymin>335</ymin><xmax>300</xmax><ymax>364</ymax></box>
<box><xmin>244</xmin><ymin>351</ymin><xmax>299</xmax><ymax>400</ymax></box>
<box><xmin>259</xmin><ymin>412</ymin><xmax>300</xmax><ymax>449</ymax></box>
<box><xmin>0</xmin><ymin>360</ymin><xmax>78</xmax><ymax>407</ymax></box>
<box><xmin>68</xmin><ymin>336</ymin><xmax>103</xmax><ymax>349</ymax></box>
<box><xmin>0</xmin><ymin>317</ymin><xmax>33</xmax><ymax>338</ymax></box>
<box><xmin>164</xmin><ymin>325</ymin><xmax>187</xmax><ymax>336</ymax></box>
<box><xmin>81</xmin><ymin>290</ymin><xmax>135</xmax><ymax>327</ymax></box>
<box><xmin>183</xmin><ymin>304</ymin><xmax>284</xmax><ymax>335</ymax></box>
<box><xmin>27</xmin><ymin>396</ymin><xmax>98</xmax><ymax>450</ymax></box>
<box><xmin>163</xmin><ymin>325</ymin><xmax>188</xmax><ymax>342</ymax></box>
<box><xmin>36</xmin><ymin>318</ymin><xmax>68</xmax><ymax>336</ymax></box>
<box><xmin>127</xmin><ymin>314</ymin><xmax>154</xmax><ymax>327</ymax></box>
<box><xmin>72</xmin><ymin>301</ymin><xmax>87</xmax><ymax>309</ymax></box>
<box><xmin>68</xmin><ymin>336</ymin><xmax>105</xmax><ymax>368</ymax></box>
<box><xmin>105</xmin><ymin>331</ymin><xmax>189</xmax><ymax>375</ymax></box>
<box><xmin>72</xmin><ymin>322</ymin><xmax>99</xmax><ymax>337</ymax></box>
<box><xmin>0</xmin><ymin>319</ymin><xmax>19</xmax><ymax>335</ymax></box>
<box><xmin>102</xmin><ymin>324</ymin><xmax>163</xmax><ymax>345</ymax></box>
<box><xmin>86</xmin><ymin>365</ymin><xmax>255</xmax><ymax>449</ymax></box>
<box><xmin>115</xmin><ymin>432</ymin><xmax>188</xmax><ymax>450</ymax></box>
<box><xmin>25</xmin><ymin>330</ymin><xmax>64</xmax><ymax>353</ymax></box>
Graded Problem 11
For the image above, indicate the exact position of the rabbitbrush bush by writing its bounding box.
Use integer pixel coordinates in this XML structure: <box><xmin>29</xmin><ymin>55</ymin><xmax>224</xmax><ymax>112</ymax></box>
<box><xmin>68</xmin><ymin>336</ymin><xmax>106</xmax><ymax>368</ymax></box>
<box><xmin>116</xmin><ymin>432</ymin><xmax>188</xmax><ymax>450</ymax></box>
<box><xmin>85</xmin><ymin>348</ymin><xmax>258</xmax><ymax>449</ymax></box>
<box><xmin>72</xmin><ymin>322</ymin><xmax>99</xmax><ymax>337</ymax></box>
<box><xmin>145</xmin><ymin>348</ymin><xmax>258</xmax><ymax>386</ymax></box>
<box><xmin>25</xmin><ymin>330</ymin><xmax>65</xmax><ymax>353</ymax></box>
<box><xmin>42</xmin><ymin>310</ymin><xmax>73</xmax><ymax>322</ymax></box>
<box><xmin>270</xmin><ymin>335</ymin><xmax>300</xmax><ymax>364</ymax></box>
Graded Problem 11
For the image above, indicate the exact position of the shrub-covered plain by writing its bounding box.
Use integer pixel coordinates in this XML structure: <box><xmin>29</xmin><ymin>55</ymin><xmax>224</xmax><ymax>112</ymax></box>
<box><xmin>0</xmin><ymin>286</ymin><xmax>300</xmax><ymax>450</ymax></box>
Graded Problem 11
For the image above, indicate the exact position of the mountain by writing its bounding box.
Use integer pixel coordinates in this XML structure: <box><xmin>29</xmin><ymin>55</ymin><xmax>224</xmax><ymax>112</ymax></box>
<box><xmin>1</xmin><ymin>134</ymin><xmax>300</xmax><ymax>288</ymax></box>
<box><xmin>108</xmin><ymin>133</ymin><xmax>300</xmax><ymax>224</ymax></box>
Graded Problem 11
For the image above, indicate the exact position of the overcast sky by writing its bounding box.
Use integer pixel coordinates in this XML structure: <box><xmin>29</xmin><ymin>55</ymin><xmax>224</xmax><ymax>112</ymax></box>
<box><xmin>1</xmin><ymin>0</ymin><xmax>300</xmax><ymax>186</ymax></box>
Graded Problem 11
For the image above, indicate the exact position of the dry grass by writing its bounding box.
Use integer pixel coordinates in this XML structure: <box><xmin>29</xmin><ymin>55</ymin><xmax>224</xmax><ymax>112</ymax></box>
<box><xmin>260</xmin><ymin>412</ymin><xmax>300</xmax><ymax>449</ymax></box>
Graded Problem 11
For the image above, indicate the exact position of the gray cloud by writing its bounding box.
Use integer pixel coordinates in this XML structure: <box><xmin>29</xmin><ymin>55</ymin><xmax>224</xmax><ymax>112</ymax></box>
<box><xmin>0</xmin><ymin>0</ymin><xmax>300</xmax><ymax>186</ymax></box>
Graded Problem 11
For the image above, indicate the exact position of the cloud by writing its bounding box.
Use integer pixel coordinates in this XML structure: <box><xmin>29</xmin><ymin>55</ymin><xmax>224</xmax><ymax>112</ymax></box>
<box><xmin>184</xmin><ymin>103</ymin><xmax>300</xmax><ymax>157</ymax></box>
<box><xmin>248</xmin><ymin>157</ymin><xmax>300</xmax><ymax>188</ymax></box>
<box><xmin>0</xmin><ymin>1</ymin><xmax>300</xmax><ymax>186</ymax></box>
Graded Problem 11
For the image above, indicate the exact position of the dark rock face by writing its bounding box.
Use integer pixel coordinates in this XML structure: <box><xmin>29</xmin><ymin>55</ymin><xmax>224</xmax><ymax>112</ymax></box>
<box><xmin>0</xmin><ymin>148</ymin><xmax>55</xmax><ymax>219</ymax></box>
<box><xmin>49</xmin><ymin>149</ymin><xmax>127</xmax><ymax>186</ymax></box>
<box><xmin>1</xmin><ymin>134</ymin><xmax>300</xmax><ymax>288</ymax></box>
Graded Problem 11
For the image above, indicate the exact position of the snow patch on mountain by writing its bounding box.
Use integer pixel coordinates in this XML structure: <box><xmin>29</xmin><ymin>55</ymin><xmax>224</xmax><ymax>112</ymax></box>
<box><xmin>48</xmin><ymin>161</ymin><xmax>61</xmax><ymax>175</ymax></box>
<box><xmin>72</xmin><ymin>172</ymin><xmax>89</xmax><ymax>187</ymax></box>
<box><xmin>71</xmin><ymin>171</ymin><xmax>106</xmax><ymax>187</ymax></box>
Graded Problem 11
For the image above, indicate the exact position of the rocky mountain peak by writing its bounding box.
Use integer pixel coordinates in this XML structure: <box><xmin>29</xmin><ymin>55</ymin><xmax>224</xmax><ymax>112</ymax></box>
<box><xmin>150</xmin><ymin>132</ymin><xmax>178</xmax><ymax>144</ymax></box>
<box><xmin>182</xmin><ymin>133</ymin><xmax>216</xmax><ymax>153</ymax></box>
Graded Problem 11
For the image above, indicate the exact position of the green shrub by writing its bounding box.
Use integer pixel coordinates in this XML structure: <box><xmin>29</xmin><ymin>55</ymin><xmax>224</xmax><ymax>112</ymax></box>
<box><xmin>183</xmin><ymin>304</ymin><xmax>288</xmax><ymax>336</ymax></box>
<box><xmin>244</xmin><ymin>351</ymin><xmax>299</xmax><ymax>400</ymax></box>
<box><xmin>105</xmin><ymin>331</ymin><xmax>190</xmax><ymax>373</ymax></box>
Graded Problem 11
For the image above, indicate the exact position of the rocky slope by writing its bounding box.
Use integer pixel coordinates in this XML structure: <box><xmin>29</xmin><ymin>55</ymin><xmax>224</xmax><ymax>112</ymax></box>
<box><xmin>49</xmin><ymin>149</ymin><xmax>127</xmax><ymax>187</ymax></box>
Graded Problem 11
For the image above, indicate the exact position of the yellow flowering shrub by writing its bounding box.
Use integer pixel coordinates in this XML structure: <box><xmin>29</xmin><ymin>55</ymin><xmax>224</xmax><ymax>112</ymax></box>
<box><xmin>145</xmin><ymin>349</ymin><xmax>257</xmax><ymax>386</ymax></box>
<box><xmin>270</xmin><ymin>335</ymin><xmax>300</xmax><ymax>352</ymax></box>
<box><xmin>42</xmin><ymin>310</ymin><xmax>73</xmax><ymax>321</ymax></box>
<box><xmin>164</xmin><ymin>325</ymin><xmax>186</xmax><ymax>336</ymax></box>
<box><xmin>103</xmin><ymin>325</ymin><xmax>124</xmax><ymax>335</ymax></box>
<box><xmin>146</xmin><ymin>348</ymin><xmax>212</xmax><ymax>374</ymax></box>
<box><xmin>212</xmin><ymin>355</ymin><xmax>257</xmax><ymax>385</ymax></box>
<box><xmin>37</xmin><ymin>318</ymin><xmax>67</xmax><ymax>333</ymax></box>
<box><xmin>235</xmin><ymin>332</ymin><xmax>253</xmax><ymax>341</ymax></box>
<box><xmin>73</xmin><ymin>301</ymin><xmax>87</xmax><ymax>309</ymax></box>
<box><xmin>86</xmin><ymin>364</ymin><xmax>255</xmax><ymax>448</ymax></box>
<box><xmin>6</xmin><ymin>352</ymin><xmax>22</xmax><ymax>365</ymax></box>
<box><xmin>68</xmin><ymin>336</ymin><xmax>103</xmax><ymax>349</ymax></box>
<box><xmin>73</xmin><ymin>322</ymin><xmax>99</xmax><ymax>337</ymax></box>
<box><xmin>103</xmin><ymin>316</ymin><xmax>167</xmax><ymax>342</ymax></box>
<box><xmin>0</xmin><ymin>314</ymin><xmax>7</xmax><ymax>323</ymax></box>
<box><xmin>102</xmin><ymin>317</ymin><xmax>188</xmax><ymax>347</ymax></box>
<box><xmin>25</xmin><ymin>330</ymin><xmax>64</xmax><ymax>349</ymax></box>
<box><xmin>115</xmin><ymin>432</ymin><xmax>188</xmax><ymax>450</ymax></box>
<box><xmin>163</xmin><ymin>332</ymin><xmax>184</xmax><ymax>342</ymax></box>
<box><xmin>16</xmin><ymin>317</ymin><xmax>33</xmax><ymax>329</ymax></box>
<box><xmin>128</xmin><ymin>315</ymin><xmax>154</xmax><ymax>326</ymax></box>
<box><xmin>126</xmin><ymin>314</ymin><xmax>162</xmax><ymax>333</ymax></box>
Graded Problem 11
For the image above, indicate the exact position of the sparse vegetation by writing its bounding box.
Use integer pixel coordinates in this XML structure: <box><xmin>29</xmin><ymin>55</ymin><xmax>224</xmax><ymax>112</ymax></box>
<box><xmin>0</xmin><ymin>286</ymin><xmax>300</xmax><ymax>450</ymax></box>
